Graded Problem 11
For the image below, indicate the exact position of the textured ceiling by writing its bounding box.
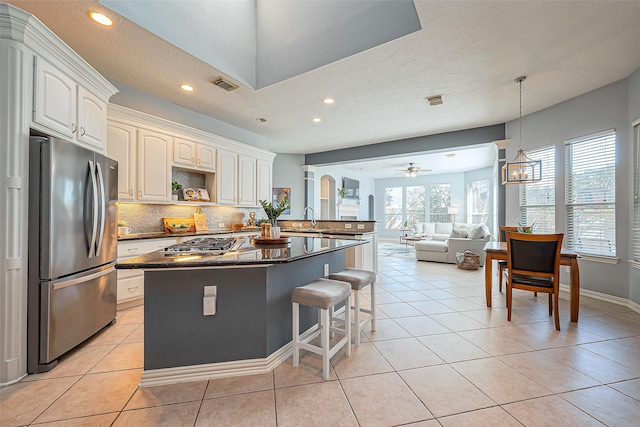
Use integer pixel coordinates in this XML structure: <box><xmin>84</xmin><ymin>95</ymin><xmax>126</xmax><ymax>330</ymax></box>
<box><xmin>8</xmin><ymin>0</ymin><xmax>640</xmax><ymax>162</ymax></box>
<box><xmin>101</xmin><ymin>0</ymin><xmax>421</xmax><ymax>89</ymax></box>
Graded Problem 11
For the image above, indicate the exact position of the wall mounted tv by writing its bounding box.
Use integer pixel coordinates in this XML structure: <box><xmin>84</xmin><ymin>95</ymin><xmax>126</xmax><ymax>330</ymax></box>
<box><xmin>343</xmin><ymin>177</ymin><xmax>360</xmax><ymax>199</ymax></box>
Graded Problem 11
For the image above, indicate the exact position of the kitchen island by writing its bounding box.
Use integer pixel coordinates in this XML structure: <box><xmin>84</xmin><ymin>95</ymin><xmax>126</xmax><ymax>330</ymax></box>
<box><xmin>116</xmin><ymin>236</ymin><xmax>365</xmax><ymax>386</ymax></box>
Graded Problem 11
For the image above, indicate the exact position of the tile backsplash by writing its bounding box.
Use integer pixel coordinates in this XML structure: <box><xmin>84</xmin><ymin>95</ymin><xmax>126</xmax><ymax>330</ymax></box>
<box><xmin>117</xmin><ymin>204</ymin><xmax>267</xmax><ymax>234</ymax></box>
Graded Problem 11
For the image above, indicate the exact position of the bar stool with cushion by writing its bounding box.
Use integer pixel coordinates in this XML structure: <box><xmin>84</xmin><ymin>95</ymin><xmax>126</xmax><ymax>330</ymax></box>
<box><xmin>329</xmin><ymin>268</ymin><xmax>376</xmax><ymax>345</ymax></box>
<box><xmin>292</xmin><ymin>278</ymin><xmax>351</xmax><ymax>380</ymax></box>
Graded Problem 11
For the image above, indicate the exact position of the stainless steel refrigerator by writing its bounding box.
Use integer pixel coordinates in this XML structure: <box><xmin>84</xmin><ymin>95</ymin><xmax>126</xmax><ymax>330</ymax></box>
<box><xmin>28</xmin><ymin>135</ymin><xmax>118</xmax><ymax>373</ymax></box>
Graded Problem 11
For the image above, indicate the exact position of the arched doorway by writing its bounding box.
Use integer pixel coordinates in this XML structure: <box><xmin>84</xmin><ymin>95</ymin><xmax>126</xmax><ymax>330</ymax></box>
<box><xmin>320</xmin><ymin>175</ymin><xmax>336</xmax><ymax>220</ymax></box>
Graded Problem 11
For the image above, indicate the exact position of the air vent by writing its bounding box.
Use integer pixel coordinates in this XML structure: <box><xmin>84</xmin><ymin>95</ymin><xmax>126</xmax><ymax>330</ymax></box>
<box><xmin>426</xmin><ymin>95</ymin><xmax>443</xmax><ymax>106</ymax></box>
<box><xmin>212</xmin><ymin>78</ymin><xmax>238</xmax><ymax>91</ymax></box>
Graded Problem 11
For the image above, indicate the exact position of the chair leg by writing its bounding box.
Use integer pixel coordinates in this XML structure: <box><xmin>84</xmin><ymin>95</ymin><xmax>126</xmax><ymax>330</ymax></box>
<box><xmin>345</xmin><ymin>294</ymin><xmax>352</xmax><ymax>357</ymax></box>
<box><xmin>548</xmin><ymin>294</ymin><xmax>553</xmax><ymax>316</ymax></box>
<box><xmin>370</xmin><ymin>282</ymin><xmax>376</xmax><ymax>331</ymax></box>
<box><xmin>292</xmin><ymin>302</ymin><xmax>299</xmax><ymax>367</ymax></box>
<box><xmin>353</xmin><ymin>290</ymin><xmax>361</xmax><ymax>346</ymax></box>
<box><xmin>321</xmin><ymin>308</ymin><xmax>330</xmax><ymax>380</ymax></box>
<box><xmin>553</xmin><ymin>292</ymin><xmax>561</xmax><ymax>331</ymax></box>
<box><xmin>499</xmin><ymin>265</ymin><xmax>504</xmax><ymax>292</ymax></box>
<box><xmin>506</xmin><ymin>282</ymin><xmax>512</xmax><ymax>321</ymax></box>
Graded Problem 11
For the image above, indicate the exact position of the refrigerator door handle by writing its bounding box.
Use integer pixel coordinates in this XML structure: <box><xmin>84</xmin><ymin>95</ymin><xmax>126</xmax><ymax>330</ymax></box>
<box><xmin>95</xmin><ymin>162</ymin><xmax>106</xmax><ymax>256</ymax></box>
<box><xmin>51</xmin><ymin>266</ymin><xmax>116</xmax><ymax>290</ymax></box>
<box><xmin>88</xmin><ymin>160</ymin><xmax>98</xmax><ymax>258</ymax></box>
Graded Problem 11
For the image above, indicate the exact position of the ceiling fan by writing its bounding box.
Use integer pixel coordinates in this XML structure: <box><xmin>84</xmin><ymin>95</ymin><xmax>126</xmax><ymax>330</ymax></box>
<box><xmin>396</xmin><ymin>162</ymin><xmax>429</xmax><ymax>177</ymax></box>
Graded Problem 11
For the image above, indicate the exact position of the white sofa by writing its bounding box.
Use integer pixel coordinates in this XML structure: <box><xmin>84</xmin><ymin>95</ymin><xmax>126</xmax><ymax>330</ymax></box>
<box><xmin>412</xmin><ymin>222</ymin><xmax>491</xmax><ymax>266</ymax></box>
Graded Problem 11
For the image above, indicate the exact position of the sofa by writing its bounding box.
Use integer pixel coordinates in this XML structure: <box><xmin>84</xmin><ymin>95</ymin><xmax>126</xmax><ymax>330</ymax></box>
<box><xmin>411</xmin><ymin>222</ymin><xmax>491</xmax><ymax>266</ymax></box>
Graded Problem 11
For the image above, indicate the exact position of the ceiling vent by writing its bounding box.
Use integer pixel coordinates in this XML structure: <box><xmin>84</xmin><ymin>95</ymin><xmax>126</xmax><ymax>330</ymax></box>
<box><xmin>426</xmin><ymin>95</ymin><xmax>443</xmax><ymax>106</ymax></box>
<box><xmin>212</xmin><ymin>78</ymin><xmax>238</xmax><ymax>91</ymax></box>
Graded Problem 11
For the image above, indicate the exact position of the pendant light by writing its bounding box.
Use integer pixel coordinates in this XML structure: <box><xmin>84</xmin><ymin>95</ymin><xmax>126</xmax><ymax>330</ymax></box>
<box><xmin>501</xmin><ymin>76</ymin><xmax>542</xmax><ymax>185</ymax></box>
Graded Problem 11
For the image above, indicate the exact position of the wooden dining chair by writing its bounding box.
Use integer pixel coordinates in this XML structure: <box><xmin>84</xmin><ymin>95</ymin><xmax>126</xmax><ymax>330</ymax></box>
<box><xmin>506</xmin><ymin>232</ymin><xmax>564</xmax><ymax>331</ymax></box>
<box><xmin>498</xmin><ymin>226</ymin><xmax>530</xmax><ymax>292</ymax></box>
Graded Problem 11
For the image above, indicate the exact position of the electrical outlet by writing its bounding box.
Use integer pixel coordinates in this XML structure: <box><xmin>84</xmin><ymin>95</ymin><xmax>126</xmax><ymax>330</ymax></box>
<box><xmin>357</xmin><ymin>224</ymin><xmax>365</xmax><ymax>229</ymax></box>
<box><xmin>324</xmin><ymin>263</ymin><xmax>329</xmax><ymax>277</ymax></box>
<box><xmin>344</xmin><ymin>223</ymin><xmax>352</xmax><ymax>229</ymax></box>
<box><xmin>203</xmin><ymin>296</ymin><xmax>216</xmax><ymax>315</ymax></box>
<box><xmin>218</xmin><ymin>223</ymin><xmax>225</xmax><ymax>229</ymax></box>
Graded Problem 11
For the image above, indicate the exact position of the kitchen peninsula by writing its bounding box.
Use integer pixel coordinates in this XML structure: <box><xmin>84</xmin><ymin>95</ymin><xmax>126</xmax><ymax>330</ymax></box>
<box><xmin>116</xmin><ymin>236</ymin><xmax>365</xmax><ymax>386</ymax></box>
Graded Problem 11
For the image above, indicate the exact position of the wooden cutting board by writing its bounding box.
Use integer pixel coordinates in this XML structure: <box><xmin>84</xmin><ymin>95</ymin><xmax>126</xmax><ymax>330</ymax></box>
<box><xmin>193</xmin><ymin>212</ymin><xmax>208</xmax><ymax>232</ymax></box>
<box><xmin>163</xmin><ymin>217</ymin><xmax>196</xmax><ymax>233</ymax></box>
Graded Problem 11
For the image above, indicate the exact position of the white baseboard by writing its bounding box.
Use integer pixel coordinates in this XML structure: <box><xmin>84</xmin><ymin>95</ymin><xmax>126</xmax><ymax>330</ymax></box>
<box><xmin>139</xmin><ymin>325</ymin><xmax>318</xmax><ymax>388</ymax></box>
<box><xmin>559</xmin><ymin>284</ymin><xmax>640</xmax><ymax>313</ymax></box>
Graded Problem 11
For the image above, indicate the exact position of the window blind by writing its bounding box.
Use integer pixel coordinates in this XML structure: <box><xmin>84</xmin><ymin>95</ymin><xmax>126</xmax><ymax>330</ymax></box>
<box><xmin>565</xmin><ymin>130</ymin><xmax>616</xmax><ymax>257</ymax></box>
<box><xmin>633</xmin><ymin>122</ymin><xmax>640</xmax><ymax>262</ymax></box>
<box><xmin>520</xmin><ymin>145</ymin><xmax>555</xmax><ymax>233</ymax></box>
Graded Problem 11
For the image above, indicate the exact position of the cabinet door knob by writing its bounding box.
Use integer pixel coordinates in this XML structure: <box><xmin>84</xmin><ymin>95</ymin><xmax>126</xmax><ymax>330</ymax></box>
<box><xmin>71</xmin><ymin>124</ymin><xmax>77</xmax><ymax>133</ymax></box>
<box><xmin>139</xmin><ymin>191</ymin><xmax>142</xmax><ymax>197</ymax></box>
<box><xmin>129</xmin><ymin>189</ymin><xmax>133</xmax><ymax>196</ymax></box>
<box><xmin>191</xmin><ymin>157</ymin><xmax>195</xmax><ymax>163</ymax></box>
<box><xmin>80</xmin><ymin>127</ymin><xmax>86</xmax><ymax>136</ymax></box>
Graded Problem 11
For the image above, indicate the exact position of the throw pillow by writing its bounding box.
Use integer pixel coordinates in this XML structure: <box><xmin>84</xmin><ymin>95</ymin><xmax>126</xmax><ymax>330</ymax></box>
<box><xmin>413</xmin><ymin>223</ymin><xmax>423</xmax><ymax>234</ymax></box>
<box><xmin>450</xmin><ymin>227</ymin><xmax>468</xmax><ymax>238</ymax></box>
<box><xmin>468</xmin><ymin>224</ymin><xmax>488</xmax><ymax>240</ymax></box>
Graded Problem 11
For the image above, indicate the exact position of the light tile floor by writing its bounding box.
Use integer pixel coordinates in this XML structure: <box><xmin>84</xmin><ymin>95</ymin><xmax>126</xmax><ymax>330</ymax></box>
<box><xmin>2</xmin><ymin>254</ymin><xmax>640</xmax><ymax>426</ymax></box>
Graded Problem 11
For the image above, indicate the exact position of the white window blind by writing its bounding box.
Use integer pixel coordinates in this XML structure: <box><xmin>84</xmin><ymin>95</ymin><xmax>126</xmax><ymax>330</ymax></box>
<box><xmin>520</xmin><ymin>146</ymin><xmax>555</xmax><ymax>233</ymax></box>
<box><xmin>565</xmin><ymin>130</ymin><xmax>616</xmax><ymax>257</ymax></box>
<box><xmin>633</xmin><ymin>122</ymin><xmax>640</xmax><ymax>262</ymax></box>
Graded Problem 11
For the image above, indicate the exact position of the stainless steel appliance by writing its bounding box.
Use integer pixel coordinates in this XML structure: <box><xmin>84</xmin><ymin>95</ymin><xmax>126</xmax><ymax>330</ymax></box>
<box><xmin>163</xmin><ymin>237</ymin><xmax>240</xmax><ymax>254</ymax></box>
<box><xmin>28</xmin><ymin>136</ymin><xmax>118</xmax><ymax>373</ymax></box>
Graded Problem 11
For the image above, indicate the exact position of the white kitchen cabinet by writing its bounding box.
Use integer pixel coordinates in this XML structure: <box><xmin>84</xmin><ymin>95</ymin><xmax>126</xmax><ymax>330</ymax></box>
<box><xmin>116</xmin><ymin>238</ymin><xmax>176</xmax><ymax>306</ymax></box>
<box><xmin>216</xmin><ymin>149</ymin><xmax>262</xmax><ymax>206</ymax></box>
<box><xmin>107</xmin><ymin>121</ymin><xmax>137</xmax><ymax>201</ymax></box>
<box><xmin>257</xmin><ymin>158</ymin><xmax>272</xmax><ymax>203</ymax></box>
<box><xmin>216</xmin><ymin>148</ymin><xmax>238</xmax><ymax>205</ymax></box>
<box><xmin>238</xmin><ymin>154</ymin><xmax>257</xmax><ymax>206</ymax></box>
<box><xmin>173</xmin><ymin>137</ymin><xmax>216</xmax><ymax>171</ymax></box>
<box><xmin>137</xmin><ymin>129</ymin><xmax>172</xmax><ymax>201</ymax></box>
<box><xmin>34</xmin><ymin>57</ymin><xmax>107</xmax><ymax>152</ymax></box>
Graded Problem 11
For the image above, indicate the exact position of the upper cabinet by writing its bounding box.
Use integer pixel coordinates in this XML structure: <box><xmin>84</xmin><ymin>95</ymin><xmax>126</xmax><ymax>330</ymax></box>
<box><xmin>34</xmin><ymin>57</ymin><xmax>108</xmax><ymax>152</ymax></box>
<box><xmin>107</xmin><ymin>105</ymin><xmax>275</xmax><ymax>206</ymax></box>
<box><xmin>173</xmin><ymin>138</ymin><xmax>216</xmax><ymax>171</ymax></box>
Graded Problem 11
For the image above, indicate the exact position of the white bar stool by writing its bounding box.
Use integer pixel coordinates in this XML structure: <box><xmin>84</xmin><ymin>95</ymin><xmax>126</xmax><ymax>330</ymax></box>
<box><xmin>329</xmin><ymin>268</ymin><xmax>376</xmax><ymax>345</ymax></box>
<box><xmin>292</xmin><ymin>278</ymin><xmax>352</xmax><ymax>380</ymax></box>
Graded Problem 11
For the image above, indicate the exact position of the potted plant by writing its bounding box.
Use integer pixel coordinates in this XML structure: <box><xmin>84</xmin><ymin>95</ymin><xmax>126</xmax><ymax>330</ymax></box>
<box><xmin>260</xmin><ymin>197</ymin><xmax>290</xmax><ymax>229</ymax></box>
<box><xmin>171</xmin><ymin>181</ymin><xmax>182</xmax><ymax>201</ymax></box>
<box><xmin>337</xmin><ymin>187</ymin><xmax>346</xmax><ymax>203</ymax></box>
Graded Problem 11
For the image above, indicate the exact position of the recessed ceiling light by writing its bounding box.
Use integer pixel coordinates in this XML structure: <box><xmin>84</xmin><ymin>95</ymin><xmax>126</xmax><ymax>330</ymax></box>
<box><xmin>312</xmin><ymin>117</ymin><xmax>322</xmax><ymax>123</ymax></box>
<box><xmin>323</xmin><ymin>98</ymin><xmax>334</xmax><ymax>104</ymax></box>
<box><xmin>89</xmin><ymin>11</ymin><xmax>114</xmax><ymax>27</ymax></box>
<box><xmin>446</xmin><ymin>153</ymin><xmax>455</xmax><ymax>158</ymax></box>
<box><xmin>256</xmin><ymin>118</ymin><xmax>267</xmax><ymax>123</ymax></box>
<box><xmin>180</xmin><ymin>84</ymin><xmax>194</xmax><ymax>92</ymax></box>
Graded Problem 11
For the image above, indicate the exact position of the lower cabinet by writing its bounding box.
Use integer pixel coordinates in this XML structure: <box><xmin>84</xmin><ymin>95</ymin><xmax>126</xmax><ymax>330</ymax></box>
<box><xmin>116</xmin><ymin>238</ymin><xmax>176</xmax><ymax>306</ymax></box>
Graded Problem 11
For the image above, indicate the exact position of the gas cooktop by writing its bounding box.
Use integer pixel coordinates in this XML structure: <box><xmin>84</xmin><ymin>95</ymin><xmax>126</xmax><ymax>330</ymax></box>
<box><xmin>164</xmin><ymin>237</ymin><xmax>238</xmax><ymax>254</ymax></box>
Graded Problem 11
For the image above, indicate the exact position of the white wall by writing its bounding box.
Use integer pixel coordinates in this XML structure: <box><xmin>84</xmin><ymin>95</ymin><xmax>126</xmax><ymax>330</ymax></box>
<box><xmin>628</xmin><ymin>68</ymin><xmax>640</xmax><ymax>306</ymax></box>
<box><xmin>505</xmin><ymin>78</ymin><xmax>631</xmax><ymax>300</ymax></box>
<box><xmin>311</xmin><ymin>165</ymin><xmax>376</xmax><ymax>221</ymax></box>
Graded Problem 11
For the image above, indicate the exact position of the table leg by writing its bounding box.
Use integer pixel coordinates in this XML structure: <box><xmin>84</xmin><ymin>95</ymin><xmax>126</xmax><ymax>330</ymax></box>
<box><xmin>570</xmin><ymin>258</ymin><xmax>580</xmax><ymax>322</ymax></box>
<box><xmin>485</xmin><ymin>253</ymin><xmax>493</xmax><ymax>307</ymax></box>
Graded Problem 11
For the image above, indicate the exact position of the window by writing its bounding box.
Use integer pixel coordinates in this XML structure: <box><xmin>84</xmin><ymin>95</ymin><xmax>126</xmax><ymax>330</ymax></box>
<box><xmin>467</xmin><ymin>179</ymin><xmax>490</xmax><ymax>225</ymax></box>
<box><xmin>520</xmin><ymin>146</ymin><xmax>555</xmax><ymax>233</ymax></box>
<box><xmin>429</xmin><ymin>184</ymin><xmax>451</xmax><ymax>222</ymax></box>
<box><xmin>565</xmin><ymin>130</ymin><xmax>616</xmax><ymax>257</ymax></box>
<box><xmin>633</xmin><ymin>121</ymin><xmax>640</xmax><ymax>263</ymax></box>
<box><xmin>384</xmin><ymin>187</ymin><xmax>403</xmax><ymax>229</ymax></box>
<box><xmin>406</xmin><ymin>186</ymin><xmax>426</xmax><ymax>225</ymax></box>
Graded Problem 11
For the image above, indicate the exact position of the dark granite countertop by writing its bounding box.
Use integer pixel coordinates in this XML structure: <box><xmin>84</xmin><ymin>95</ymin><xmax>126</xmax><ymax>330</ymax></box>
<box><xmin>116</xmin><ymin>236</ymin><xmax>365</xmax><ymax>269</ymax></box>
<box><xmin>117</xmin><ymin>229</ymin><xmax>260</xmax><ymax>241</ymax></box>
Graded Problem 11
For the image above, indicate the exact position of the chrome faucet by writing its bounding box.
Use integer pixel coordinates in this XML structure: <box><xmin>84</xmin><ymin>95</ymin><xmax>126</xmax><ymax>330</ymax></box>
<box><xmin>304</xmin><ymin>206</ymin><xmax>316</xmax><ymax>228</ymax></box>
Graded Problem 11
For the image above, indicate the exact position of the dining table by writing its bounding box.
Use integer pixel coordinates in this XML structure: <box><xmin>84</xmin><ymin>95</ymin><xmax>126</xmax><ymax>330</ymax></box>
<box><xmin>483</xmin><ymin>241</ymin><xmax>581</xmax><ymax>322</ymax></box>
